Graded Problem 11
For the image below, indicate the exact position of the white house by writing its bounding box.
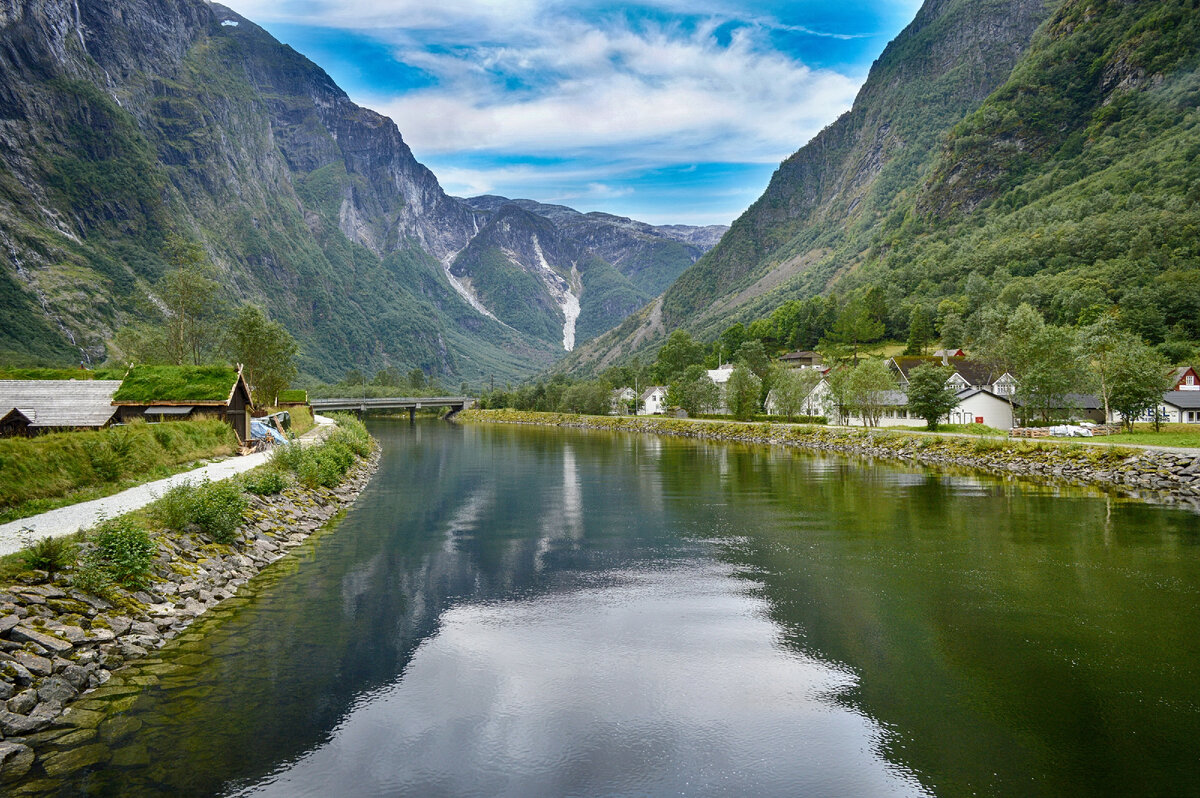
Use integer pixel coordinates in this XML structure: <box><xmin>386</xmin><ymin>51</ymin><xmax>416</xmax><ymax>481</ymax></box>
<box><xmin>801</xmin><ymin>377</ymin><xmax>1016</xmax><ymax>428</ymax></box>
<box><xmin>639</xmin><ymin>386</ymin><xmax>669</xmax><ymax>415</ymax></box>
<box><xmin>1110</xmin><ymin>391</ymin><xmax>1200</xmax><ymax>425</ymax></box>
<box><xmin>610</xmin><ymin>387</ymin><xmax>636</xmax><ymax>415</ymax></box>
<box><xmin>706</xmin><ymin>364</ymin><xmax>735</xmax><ymax>415</ymax></box>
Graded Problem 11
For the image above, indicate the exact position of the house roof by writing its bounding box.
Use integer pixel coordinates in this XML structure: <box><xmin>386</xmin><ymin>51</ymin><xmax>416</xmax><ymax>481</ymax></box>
<box><xmin>0</xmin><ymin>380</ymin><xmax>122</xmax><ymax>428</ymax></box>
<box><xmin>890</xmin><ymin>356</ymin><xmax>1007</xmax><ymax>387</ymax></box>
<box><xmin>779</xmin><ymin>350</ymin><xmax>822</xmax><ymax>361</ymax></box>
<box><xmin>640</xmin><ymin>386</ymin><xmax>667</xmax><ymax>401</ymax></box>
<box><xmin>1162</xmin><ymin>391</ymin><xmax>1200</xmax><ymax>409</ymax></box>
<box><xmin>933</xmin><ymin>349</ymin><xmax>966</xmax><ymax>358</ymax></box>
<box><xmin>112</xmin><ymin>365</ymin><xmax>245</xmax><ymax>405</ymax></box>
<box><xmin>1009</xmin><ymin>393</ymin><xmax>1102</xmax><ymax>410</ymax></box>
<box><xmin>707</xmin><ymin>365</ymin><xmax>735</xmax><ymax>384</ymax></box>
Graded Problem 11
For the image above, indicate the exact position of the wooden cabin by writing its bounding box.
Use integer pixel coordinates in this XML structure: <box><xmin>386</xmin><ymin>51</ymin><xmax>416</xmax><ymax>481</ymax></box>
<box><xmin>0</xmin><ymin>380</ymin><xmax>122</xmax><ymax>436</ymax></box>
<box><xmin>110</xmin><ymin>365</ymin><xmax>253</xmax><ymax>442</ymax></box>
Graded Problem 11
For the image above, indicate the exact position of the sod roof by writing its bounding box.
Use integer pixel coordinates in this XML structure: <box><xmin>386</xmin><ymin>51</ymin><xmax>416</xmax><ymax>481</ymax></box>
<box><xmin>112</xmin><ymin>365</ymin><xmax>241</xmax><ymax>404</ymax></box>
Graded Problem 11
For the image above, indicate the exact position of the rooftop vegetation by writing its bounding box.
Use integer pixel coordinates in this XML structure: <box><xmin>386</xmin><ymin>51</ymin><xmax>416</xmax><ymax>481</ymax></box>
<box><xmin>112</xmin><ymin>365</ymin><xmax>239</xmax><ymax>403</ymax></box>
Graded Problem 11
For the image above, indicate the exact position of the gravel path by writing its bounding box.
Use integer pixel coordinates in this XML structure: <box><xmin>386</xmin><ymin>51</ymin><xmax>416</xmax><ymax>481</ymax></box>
<box><xmin>0</xmin><ymin>415</ymin><xmax>336</xmax><ymax>557</ymax></box>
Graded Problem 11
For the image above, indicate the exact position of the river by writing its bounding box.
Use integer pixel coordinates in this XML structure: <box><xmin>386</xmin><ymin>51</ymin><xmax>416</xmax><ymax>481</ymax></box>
<box><xmin>25</xmin><ymin>419</ymin><xmax>1200</xmax><ymax>796</ymax></box>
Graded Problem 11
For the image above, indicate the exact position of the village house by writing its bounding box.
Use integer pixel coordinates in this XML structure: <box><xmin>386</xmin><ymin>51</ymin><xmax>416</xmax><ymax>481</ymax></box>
<box><xmin>777</xmin><ymin>350</ymin><xmax>824</xmax><ymax>369</ymax></box>
<box><xmin>888</xmin><ymin>355</ymin><xmax>1016</xmax><ymax>395</ymax></box>
<box><xmin>0</xmin><ymin>380</ymin><xmax>122</xmax><ymax>436</ymax></box>
<box><xmin>110</xmin><ymin>365</ymin><xmax>253</xmax><ymax>442</ymax></box>
<box><xmin>639</xmin><ymin>386</ymin><xmax>669</xmax><ymax>415</ymax></box>
<box><xmin>705</xmin><ymin>363</ymin><xmax>735</xmax><ymax>414</ymax></box>
<box><xmin>1169</xmin><ymin>366</ymin><xmax>1199</xmax><ymax>391</ymax></box>
<box><xmin>610</xmin><ymin>386</ymin><xmax>636</xmax><ymax>415</ymax></box>
<box><xmin>1110</xmin><ymin>390</ymin><xmax>1200</xmax><ymax>425</ymax></box>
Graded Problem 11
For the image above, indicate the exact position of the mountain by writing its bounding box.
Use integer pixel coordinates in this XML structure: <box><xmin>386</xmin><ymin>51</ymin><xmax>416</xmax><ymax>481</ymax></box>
<box><xmin>459</xmin><ymin>196</ymin><xmax>727</xmax><ymax>297</ymax></box>
<box><xmin>567</xmin><ymin>0</ymin><xmax>1200</xmax><ymax>373</ymax></box>
<box><xmin>0</xmin><ymin>0</ymin><xmax>719</xmax><ymax>384</ymax></box>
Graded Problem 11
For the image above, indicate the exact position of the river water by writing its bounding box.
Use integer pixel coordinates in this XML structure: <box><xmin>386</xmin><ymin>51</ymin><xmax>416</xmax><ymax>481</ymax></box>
<box><xmin>27</xmin><ymin>420</ymin><xmax>1200</xmax><ymax>797</ymax></box>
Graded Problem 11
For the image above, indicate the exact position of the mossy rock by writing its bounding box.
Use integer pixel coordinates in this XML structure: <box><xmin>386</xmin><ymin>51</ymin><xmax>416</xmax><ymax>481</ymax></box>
<box><xmin>39</xmin><ymin>742</ymin><xmax>110</xmax><ymax>777</ymax></box>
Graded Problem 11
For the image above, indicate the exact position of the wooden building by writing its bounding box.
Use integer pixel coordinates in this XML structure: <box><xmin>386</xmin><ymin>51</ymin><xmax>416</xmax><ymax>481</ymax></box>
<box><xmin>110</xmin><ymin>366</ymin><xmax>253</xmax><ymax>442</ymax></box>
<box><xmin>0</xmin><ymin>380</ymin><xmax>122</xmax><ymax>436</ymax></box>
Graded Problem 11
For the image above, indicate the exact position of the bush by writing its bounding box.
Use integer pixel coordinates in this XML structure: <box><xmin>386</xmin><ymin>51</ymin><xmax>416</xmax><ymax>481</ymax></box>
<box><xmin>19</xmin><ymin>534</ymin><xmax>78</xmax><ymax>575</ymax></box>
<box><xmin>190</xmin><ymin>480</ymin><xmax>248</xmax><ymax>543</ymax></box>
<box><xmin>150</xmin><ymin>479</ymin><xmax>248</xmax><ymax>543</ymax></box>
<box><xmin>244</xmin><ymin>471</ymin><xmax>286</xmax><ymax>495</ymax></box>
<box><xmin>86</xmin><ymin>519</ymin><xmax>155</xmax><ymax>590</ymax></box>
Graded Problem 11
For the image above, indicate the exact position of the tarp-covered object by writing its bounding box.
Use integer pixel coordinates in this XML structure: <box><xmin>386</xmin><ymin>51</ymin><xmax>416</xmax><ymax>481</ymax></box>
<box><xmin>250</xmin><ymin>419</ymin><xmax>288</xmax><ymax>445</ymax></box>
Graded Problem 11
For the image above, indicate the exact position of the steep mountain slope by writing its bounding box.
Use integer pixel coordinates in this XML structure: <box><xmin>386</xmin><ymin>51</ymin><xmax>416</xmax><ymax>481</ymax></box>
<box><xmin>0</xmin><ymin>0</ymin><xmax>716</xmax><ymax>384</ymax></box>
<box><xmin>562</xmin><ymin>0</ymin><xmax>1055</xmax><ymax>372</ymax></box>
<box><xmin>459</xmin><ymin>196</ymin><xmax>727</xmax><ymax>297</ymax></box>
<box><xmin>0</xmin><ymin>0</ymin><xmax>556</xmax><ymax>381</ymax></box>
<box><xmin>449</xmin><ymin>203</ymin><xmax>649</xmax><ymax>350</ymax></box>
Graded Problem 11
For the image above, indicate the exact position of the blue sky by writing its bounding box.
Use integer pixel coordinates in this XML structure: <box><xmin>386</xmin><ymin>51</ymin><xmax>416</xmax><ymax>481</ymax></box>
<box><xmin>223</xmin><ymin>1</ymin><xmax>923</xmax><ymax>226</ymax></box>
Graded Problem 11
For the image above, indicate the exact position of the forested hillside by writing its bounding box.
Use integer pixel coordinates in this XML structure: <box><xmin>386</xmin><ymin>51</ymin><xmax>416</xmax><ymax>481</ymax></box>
<box><xmin>565</xmin><ymin>0</ymin><xmax>1200</xmax><ymax>375</ymax></box>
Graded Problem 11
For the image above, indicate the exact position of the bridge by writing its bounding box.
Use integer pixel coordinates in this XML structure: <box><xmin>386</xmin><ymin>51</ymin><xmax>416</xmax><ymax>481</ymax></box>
<box><xmin>309</xmin><ymin>396</ymin><xmax>475</xmax><ymax>421</ymax></box>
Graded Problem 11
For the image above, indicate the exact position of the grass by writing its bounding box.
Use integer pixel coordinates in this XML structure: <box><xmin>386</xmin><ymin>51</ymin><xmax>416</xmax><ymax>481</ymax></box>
<box><xmin>261</xmin><ymin>404</ymin><xmax>314</xmax><ymax>436</ymax></box>
<box><xmin>1096</xmin><ymin>424</ymin><xmax>1200</xmax><ymax>449</ymax></box>
<box><xmin>0</xmin><ymin>418</ymin><xmax>235</xmax><ymax>519</ymax></box>
<box><xmin>112</xmin><ymin>365</ymin><xmax>239</xmax><ymax>403</ymax></box>
<box><xmin>277</xmin><ymin>389</ymin><xmax>307</xmax><ymax>403</ymax></box>
<box><xmin>887</xmin><ymin>423</ymin><xmax>1009</xmax><ymax>436</ymax></box>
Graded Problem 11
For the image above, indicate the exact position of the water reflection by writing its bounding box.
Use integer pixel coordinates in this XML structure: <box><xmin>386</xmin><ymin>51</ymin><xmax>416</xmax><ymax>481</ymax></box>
<box><xmin>22</xmin><ymin>420</ymin><xmax>1200</xmax><ymax>798</ymax></box>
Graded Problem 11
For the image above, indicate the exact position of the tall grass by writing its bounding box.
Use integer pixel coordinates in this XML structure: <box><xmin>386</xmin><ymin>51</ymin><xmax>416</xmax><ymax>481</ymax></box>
<box><xmin>0</xmin><ymin>419</ymin><xmax>235</xmax><ymax>512</ymax></box>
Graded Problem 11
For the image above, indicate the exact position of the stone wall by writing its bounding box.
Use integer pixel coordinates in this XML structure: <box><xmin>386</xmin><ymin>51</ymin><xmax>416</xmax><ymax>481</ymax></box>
<box><xmin>0</xmin><ymin>450</ymin><xmax>379</xmax><ymax>782</ymax></box>
<box><xmin>464</xmin><ymin>410</ymin><xmax>1200</xmax><ymax>509</ymax></box>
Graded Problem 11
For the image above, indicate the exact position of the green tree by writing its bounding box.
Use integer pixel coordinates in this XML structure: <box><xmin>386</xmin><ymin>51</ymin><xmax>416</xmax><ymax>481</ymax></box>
<box><xmin>725</xmin><ymin>365</ymin><xmax>762</xmax><ymax>420</ymax></box>
<box><xmin>822</xmin><ymin>297</ymin><xmax>884</xmax><ymax>364</ymax></box>
<box><xmin>905</xmin><ymin>304</ymin><xmax>934</xmax><ymax>356</ymax></box>
<box><xmin>939</xmin><ymin>311</ymin><xmax>967</xmax><ymax>351</ymax></box>
<box><xmin>224</xmin><ymin>305</ymin><xmax>298</xmax><ymax>408</ymax></box>
<box><xmin>407</xmin><ymin>368</ymin><xmax>427</xmax><ymax>390</ymax></box>
<box><xmin>161</xmin><ymin>235</ymin><xmax>226</xmax><ymax>365</ymax></box>
<box><xmin>667</xmin><ymin>364</ymin><xmax>719</xmax><ymax>417</ymax></box>
<box><xmin>653</xmin><ymin>330</ymin><xmax>705</xmax><ymax>383</ymax></box>
<box><xmin>844</xmin><ymin>359</ymin><xmax>897</xmax><ymax>427</ymax></box>
<box><xmin>559</xmin><ymin>381</ymin><xmax>611</xmax><ymax>416</ymax></box>
<box><xmin>768</xmin><ymin>366</ymin><xmax>821</xmax><ymax>419</ymax></box>
<box><xmin>905</xmin><ymin>363</ymin><xmax>960</xmax><ymax>430</ymax></box>
<box><xmin>1109</xmin><ymin>341</ymin><xmax>1172</xmax><ymax>432</ymax></box>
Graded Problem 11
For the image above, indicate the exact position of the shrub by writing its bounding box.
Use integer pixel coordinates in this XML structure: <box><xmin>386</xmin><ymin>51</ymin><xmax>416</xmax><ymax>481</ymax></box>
<box><xmin>244</xmin><ymin>471</ymin><xmax>286</xmax><ymax>495</ymax></box>
<box><xmin>72</xmin><ymin>562</ymin><xmax>113</xmax><ymax>595</ymax></box>
<box><xmin>189</xmin><ymin>480</ymin><xmax>248</xmax><ymax>543</ymax></box>
<box><xmin>87</xmin><ymin>519</ymin><xmax>155</xmax><ymax>590</ymax></box>
<box><xmin>20</xmin><ymin>533</ymin><xmax>78</xmax><ymax>575</ymax></box>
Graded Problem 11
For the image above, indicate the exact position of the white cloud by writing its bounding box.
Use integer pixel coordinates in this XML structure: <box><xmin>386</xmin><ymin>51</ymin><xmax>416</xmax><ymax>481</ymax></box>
<box><xmin>368</xmin><ymin>18</ymin><xmax>858</xmax><ymax>166</ymax></box>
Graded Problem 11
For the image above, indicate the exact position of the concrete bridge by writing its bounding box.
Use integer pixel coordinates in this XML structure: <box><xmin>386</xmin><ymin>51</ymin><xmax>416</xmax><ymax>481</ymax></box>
<box><xmin>309</xmin><ymin>396</ymin><xmax>475</xmax><ymax>421</ymax></box>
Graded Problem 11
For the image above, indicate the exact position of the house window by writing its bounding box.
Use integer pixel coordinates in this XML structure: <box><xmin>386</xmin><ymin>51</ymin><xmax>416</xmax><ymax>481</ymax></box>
<box><xmin>1188</xmin><ymin>376</ymin><xmax>1196</xmax><ymax>386</ymax></box>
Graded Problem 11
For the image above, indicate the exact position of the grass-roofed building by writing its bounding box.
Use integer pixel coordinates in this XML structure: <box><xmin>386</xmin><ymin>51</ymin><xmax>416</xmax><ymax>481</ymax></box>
<box><xmin>111</xmin><ymin>365</ymin><xmax>252</xmax><ymax>442</ymax></box>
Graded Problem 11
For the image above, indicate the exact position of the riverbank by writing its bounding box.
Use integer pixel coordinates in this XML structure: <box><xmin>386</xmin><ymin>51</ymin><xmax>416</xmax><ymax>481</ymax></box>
<box><xmin>0</xmin><ymin>437</ymin><xmax>379</xmax><ymax>782</ymax></box>
<box><xmin>462</xmin><ymin>410</ymin><xmax>1200</xmax><ymax>508</ymax></box>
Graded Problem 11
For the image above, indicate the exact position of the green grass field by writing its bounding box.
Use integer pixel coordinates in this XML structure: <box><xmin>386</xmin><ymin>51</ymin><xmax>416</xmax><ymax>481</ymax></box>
<box><xmin>1096</xmin><ymin>424</ymin><xmax>1200</xmax><ymax>448</ymax></box>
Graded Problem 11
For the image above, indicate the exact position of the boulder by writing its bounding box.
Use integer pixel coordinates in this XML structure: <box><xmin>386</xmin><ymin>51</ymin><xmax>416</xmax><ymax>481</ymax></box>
<box><xmin>9</xmin><ymin>627</ymin><xmax>72</xmax><ymax>655</ymax></box>
<box><xmin>39</xmin><ymin>742</ymin><xmax>110</xmax><ymax>777</ymax></box>
<box><xmin>12</xmin><ymin>651</ymin><xmax>51</xmax><ymax>677</ymax></box>
<box><xmin>6</xmin><ymin>689</ymin><xmax>37</xmax><ymax>715</ymax></box>
<box><xmin>0</xmin><ymin>741</ymin><xmax>34</xmax><ymax>782</ymax></box>
<box><xmin>0</xmin><ymin>708</ymin><xmax>51</xmax><ymax>735</ymax></box>
<box><xmin>37</xmin><ymin>675</ymin><xmax>77</xmax><ymax>705</ymax></box>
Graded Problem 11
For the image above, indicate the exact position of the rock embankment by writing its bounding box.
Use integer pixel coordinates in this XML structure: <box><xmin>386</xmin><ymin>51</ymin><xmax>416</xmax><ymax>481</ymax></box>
<box><xmin>464</xmin><ymin>410</ymin><xmax>1200</xmax><ymax>508</ymax></box>
<box><xmin>0</xmin><ymin>450</ymin><xmax>379</xmax><ymax>782</ymax></box>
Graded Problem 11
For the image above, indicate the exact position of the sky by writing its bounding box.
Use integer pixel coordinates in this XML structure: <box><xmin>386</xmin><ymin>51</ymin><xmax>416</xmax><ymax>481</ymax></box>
<box><xmin>222</xmin><ymin>1</ymin><xmax>924</xmax><ymax>226</ymax></box>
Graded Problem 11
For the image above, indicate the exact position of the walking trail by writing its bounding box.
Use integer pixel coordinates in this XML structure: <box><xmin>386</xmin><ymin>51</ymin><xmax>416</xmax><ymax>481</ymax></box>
<box><xmin>0</xmin><ymin>415</ymin><xmax>336</xmax><ymax>557</ymax></box>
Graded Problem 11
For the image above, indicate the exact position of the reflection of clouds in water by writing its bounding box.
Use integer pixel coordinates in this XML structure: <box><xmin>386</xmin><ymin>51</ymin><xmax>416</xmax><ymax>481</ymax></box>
<box><xmin>237</xmin><ymin>563</ymin><xmax>929</xmax><ymax>798</ymax></box>
<box><xmin>445</xmin><ymin>484</ymin><xmax>495</xmax><ymax>548</ymax></box>
<box><xmin>537</xmin><ymin>446</ymin><xmax>584</xmax><ymax>568</ymax></box>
